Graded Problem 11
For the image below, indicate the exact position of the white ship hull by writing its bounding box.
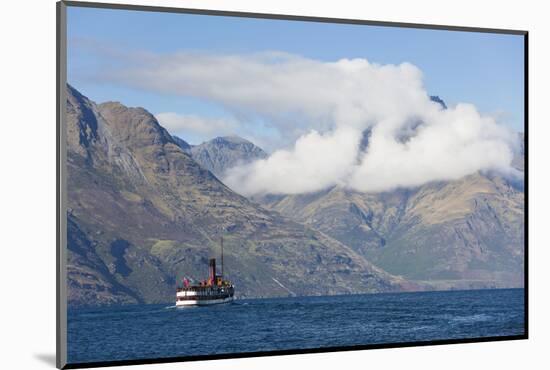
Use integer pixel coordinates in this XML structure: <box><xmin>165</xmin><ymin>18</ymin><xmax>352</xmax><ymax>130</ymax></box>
<box><xmin>175</xmin><ymin>296</ymin><xmax>234</xmax><ymax>307</ymax></box>
<box><xmin>176</xmin><ymin>254</ymin><xmax>234</xmax><ymax>307</ymax></box>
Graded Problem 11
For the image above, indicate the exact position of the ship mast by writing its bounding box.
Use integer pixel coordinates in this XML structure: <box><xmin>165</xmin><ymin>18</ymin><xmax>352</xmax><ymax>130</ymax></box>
<box><xmin>221</xmin><ymin>236</ymin><xmax>224</xmax><ymax>277</ymax></box>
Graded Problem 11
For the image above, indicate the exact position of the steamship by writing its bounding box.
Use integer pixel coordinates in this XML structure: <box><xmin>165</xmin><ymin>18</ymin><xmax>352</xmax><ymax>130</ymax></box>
<box><xmin>176</xmin><ymin>238</ymin><xmax>235</xmax><ymax>307</ymax></box>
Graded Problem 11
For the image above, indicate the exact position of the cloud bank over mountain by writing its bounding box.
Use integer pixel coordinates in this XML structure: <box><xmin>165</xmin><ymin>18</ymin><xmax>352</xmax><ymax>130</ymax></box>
<box><xmin>101</xmin><ymin>51</ymin><xmax>521</xmax><ymax>194</ymax></box>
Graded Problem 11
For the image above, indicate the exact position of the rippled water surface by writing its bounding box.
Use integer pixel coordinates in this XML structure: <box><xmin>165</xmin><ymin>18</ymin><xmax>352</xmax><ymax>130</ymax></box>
<box><xmin>68</xmin><ymin>288</ymin><xmax>525</xmax><ymax>364</ymax></box>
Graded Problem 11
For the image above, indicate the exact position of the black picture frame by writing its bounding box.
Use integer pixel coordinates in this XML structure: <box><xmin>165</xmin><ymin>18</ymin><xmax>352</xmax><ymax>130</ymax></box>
<box><xmin>56</xmin><ymin>1</ymin><xmax>528</xmax><ymax>368</ymax></box>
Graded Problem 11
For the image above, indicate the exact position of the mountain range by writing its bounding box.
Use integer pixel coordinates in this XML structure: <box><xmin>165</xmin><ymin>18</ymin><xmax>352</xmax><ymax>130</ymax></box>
<box><xmin>66</xmin><ymin>85</ymin><xmax>524</xmax><ymax>306</ymax></box>
<box><xmin>65</xmin><ymin>85</ymin><xmax>413</xmax><ymax>306</ymax></box>
<box><xmin>174</xmin><ymin>99</ymin><xmax>525</xmax><ymax>290</ymax></box>
<box><xmin>255</xmin><ymin>172</ymin><xmax>524</xmax><ymax>290</ymax></box>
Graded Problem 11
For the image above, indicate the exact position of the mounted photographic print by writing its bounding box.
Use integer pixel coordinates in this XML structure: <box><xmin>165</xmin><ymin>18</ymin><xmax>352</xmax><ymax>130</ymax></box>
<box><xmin>56</xmin><ymin>1</ymin><xmax>528</xmax><ymax>368</ymax></box>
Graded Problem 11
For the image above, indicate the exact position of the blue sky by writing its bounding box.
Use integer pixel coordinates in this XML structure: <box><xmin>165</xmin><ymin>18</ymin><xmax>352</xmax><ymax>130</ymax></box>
<box><xmin>67</xmin><ymin>5</ymin><xmax>525</xmax><ymax>145</ymax></box>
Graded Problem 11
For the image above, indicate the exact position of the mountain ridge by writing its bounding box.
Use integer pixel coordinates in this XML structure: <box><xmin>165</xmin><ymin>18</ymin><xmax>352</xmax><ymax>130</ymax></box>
<box><xmin>188</xmin><ymin>135</ymin><xmax>268</xmax><ymax>179</ymax></box>
<box><xmin>254</xmin><ymin>171</ymin><xmax>524</xmax><ymax>289</ymax></box>
<box><xmin>66</xmin><ymin>85</ymin><xmax>414</xmax><ymax>306</ymax></box>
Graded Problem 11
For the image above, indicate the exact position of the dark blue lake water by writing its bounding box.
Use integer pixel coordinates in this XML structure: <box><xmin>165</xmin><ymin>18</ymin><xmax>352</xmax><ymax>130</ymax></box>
<box><xmin>67</xmin><ymin>288</ymin><xmax>525</xmax><ymax>364</ymax></box>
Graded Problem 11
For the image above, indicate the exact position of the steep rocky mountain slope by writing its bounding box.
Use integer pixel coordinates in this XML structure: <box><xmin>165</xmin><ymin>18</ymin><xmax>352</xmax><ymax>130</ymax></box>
<box><xmin>171</xmin><ymin>135</ymin><xmax>192</xmax><ymax>152</ymax></box>
<box><xmin>257</xmin><ymin>172</ymin><xmax>524</xmax><ymax>289</ymax></box>
<box><xmin>65</xmin><ymin>85</ymin><xmax>412</xmax><ymax>306</ymax></box>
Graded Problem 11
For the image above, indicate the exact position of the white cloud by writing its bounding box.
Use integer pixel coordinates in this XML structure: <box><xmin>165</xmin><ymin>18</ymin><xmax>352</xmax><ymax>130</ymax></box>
<box><xmin>225</xmin><ymin>127</ymin><xmax>360</xmax><ymax>195</ymax></box>
<box><xmin>100</xmin><ymin>50</ymin><xmax>521</xmax><ymax>195</ymax></box>
<box><xmin>105</xmin><ymin>52</ymin><xmax>432</xmax><ymax>140</ymax></box>
<box><xmin>348</xmin><ymin>104</ymin><xmax>519</xmax><ymax>192</ymax></box>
